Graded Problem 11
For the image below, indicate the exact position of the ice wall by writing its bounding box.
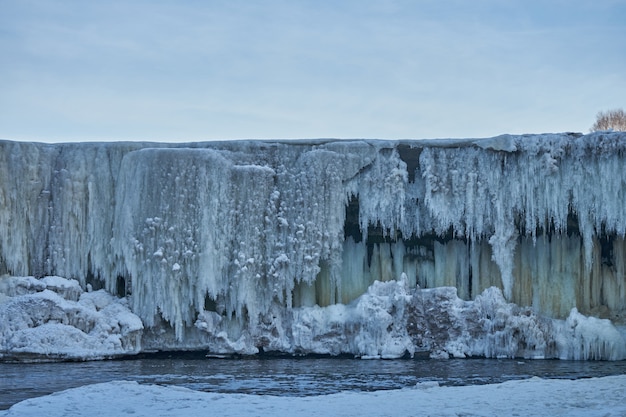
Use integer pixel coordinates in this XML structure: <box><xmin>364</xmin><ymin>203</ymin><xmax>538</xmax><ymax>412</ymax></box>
<box><xmin>1</xmin><ymin>133</ymin><xmax>625</xmax><ymax>358</ymax></box>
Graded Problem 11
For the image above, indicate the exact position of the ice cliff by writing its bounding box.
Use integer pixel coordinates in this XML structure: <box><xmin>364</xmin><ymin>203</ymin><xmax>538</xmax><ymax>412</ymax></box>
<box><xmin>1</xmin><ymin>132</ymin><xmax>625</xmax><ymax>361</ymax></box>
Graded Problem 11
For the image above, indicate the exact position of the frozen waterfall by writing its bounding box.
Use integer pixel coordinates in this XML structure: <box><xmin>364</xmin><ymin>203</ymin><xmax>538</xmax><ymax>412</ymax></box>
<box><xmin>1</xmin><ymin>132</ymin><xmax>625</xmax><ymax>361</ymax></box>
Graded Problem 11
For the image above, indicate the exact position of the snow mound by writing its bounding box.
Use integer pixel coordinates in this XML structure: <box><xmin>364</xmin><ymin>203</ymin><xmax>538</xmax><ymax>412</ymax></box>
<box><xmin>2</xmin><ymin>376</ymin><xmax>626</xmax><ymax>417</ymax></box>
<box><xmin>0</xmin><ymin>276</ymin><xmax>143</xmax><ymax>362</ymax></box>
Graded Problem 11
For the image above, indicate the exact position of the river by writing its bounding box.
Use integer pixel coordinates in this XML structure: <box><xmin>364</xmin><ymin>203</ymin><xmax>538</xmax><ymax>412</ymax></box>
<box><xmin>2</xmin><ymin>354</ymin><xmax>626</xmax><ymax>410</ymax></box>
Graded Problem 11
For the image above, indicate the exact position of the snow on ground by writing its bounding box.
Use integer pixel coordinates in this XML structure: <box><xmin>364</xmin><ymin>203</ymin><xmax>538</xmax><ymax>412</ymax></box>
<box><xmin>1</xmin><ymin>375</ymin><xmax>625</xmax><ymax>417</ymax></box>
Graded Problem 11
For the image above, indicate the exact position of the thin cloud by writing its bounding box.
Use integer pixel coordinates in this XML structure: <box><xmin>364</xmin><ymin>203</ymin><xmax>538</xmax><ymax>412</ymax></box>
<box><xmin>0</xmin><ymin>0</ymin><xmax>624</xmax><ymax>141</ymax></box>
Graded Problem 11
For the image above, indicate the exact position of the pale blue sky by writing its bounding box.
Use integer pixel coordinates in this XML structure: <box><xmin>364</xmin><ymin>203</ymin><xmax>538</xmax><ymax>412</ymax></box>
<box><xmin>1</xmin><ymin>0</ymin><xmax>624</xmax><ymax>142</ymax></box>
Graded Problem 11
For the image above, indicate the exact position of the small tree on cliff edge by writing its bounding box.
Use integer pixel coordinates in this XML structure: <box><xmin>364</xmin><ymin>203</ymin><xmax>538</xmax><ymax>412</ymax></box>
<box><xmin>590</xmin><ymin>108</ymin><xmax>626</xmax><ymax>132</ymax></box>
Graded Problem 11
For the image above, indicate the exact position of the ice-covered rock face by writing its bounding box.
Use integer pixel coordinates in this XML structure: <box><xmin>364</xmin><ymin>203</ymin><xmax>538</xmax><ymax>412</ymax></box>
<box><xmin>0</xmin><ymin>133</ymin><xmax>625</xmax><ymax>360</ymax></box>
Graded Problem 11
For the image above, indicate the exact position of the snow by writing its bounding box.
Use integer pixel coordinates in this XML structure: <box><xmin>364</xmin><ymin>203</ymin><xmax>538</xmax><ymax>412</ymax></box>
<box><xmin>1</xmin><ymin>133</ymin><xmax>626</xmax><ymax>359</ymax></box>
<box><xmin>2</xmin><ymin>376</ymin><xmax>626</xmax><ymax>417</ymax></box>
<box><xmin>0</xmin><ymin>276</ymin><xmax>142</xmax><ymax>361</ymax></box>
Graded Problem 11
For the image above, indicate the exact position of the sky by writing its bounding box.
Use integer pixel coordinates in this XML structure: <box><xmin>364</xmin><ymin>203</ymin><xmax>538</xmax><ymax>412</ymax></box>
<box><xmin>0</xmin><ymin>0</ymin><xmax>625</xmax><ymax>143</ymax></box>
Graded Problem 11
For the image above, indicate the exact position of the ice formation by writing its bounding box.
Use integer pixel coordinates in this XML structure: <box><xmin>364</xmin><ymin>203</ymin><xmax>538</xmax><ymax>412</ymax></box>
<box><xmin>0</xmin><ymin>276</ymin><xmax>142</xmax><ymax>361</ymax></box>
<box><xmin>1</xmin><ymin>132</ymin><xmax>625</xmax><ymax>360</ymax></box>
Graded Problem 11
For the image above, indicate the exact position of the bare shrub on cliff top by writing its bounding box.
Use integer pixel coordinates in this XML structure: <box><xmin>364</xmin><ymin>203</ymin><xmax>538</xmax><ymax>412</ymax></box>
<box><xmin>591</xmin><ymin>108</ymin><xmax>626</xmax><ymax>132</ymax></box>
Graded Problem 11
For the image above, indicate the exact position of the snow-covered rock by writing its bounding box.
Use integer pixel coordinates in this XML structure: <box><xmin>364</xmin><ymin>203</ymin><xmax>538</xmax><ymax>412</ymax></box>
<box><xmin>0</xmin><ymin>276</ymin><xmax>143</xmax><ymax>362</ymax></box>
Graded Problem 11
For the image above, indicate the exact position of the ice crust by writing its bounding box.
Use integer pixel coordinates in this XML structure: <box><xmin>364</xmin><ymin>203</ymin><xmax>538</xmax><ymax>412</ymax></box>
<box><xmin>1</xmin><ymin>133</ymin><xmax>625</xmax><ymax>360</ymax></box>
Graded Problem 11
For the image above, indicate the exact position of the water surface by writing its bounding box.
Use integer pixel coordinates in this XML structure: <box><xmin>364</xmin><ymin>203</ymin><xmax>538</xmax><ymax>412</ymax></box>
<box><xmin>2</xmin><ymin>355</ymin><xmax>626</xmax><ymax>410</ymax></box>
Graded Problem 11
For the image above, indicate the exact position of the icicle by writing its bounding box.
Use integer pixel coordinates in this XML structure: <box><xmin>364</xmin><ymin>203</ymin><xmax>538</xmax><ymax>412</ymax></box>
<box><xmin>2</xmin><ymin>132</ymin><xmax>626</xmax><ymax>350</ymax></box>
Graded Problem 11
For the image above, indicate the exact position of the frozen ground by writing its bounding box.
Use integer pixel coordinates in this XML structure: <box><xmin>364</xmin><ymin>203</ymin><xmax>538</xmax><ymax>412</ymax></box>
<box><xmin>1</xmin><ymin>375</ymin><xmax>625</xmax><ymax>417</ymax></box>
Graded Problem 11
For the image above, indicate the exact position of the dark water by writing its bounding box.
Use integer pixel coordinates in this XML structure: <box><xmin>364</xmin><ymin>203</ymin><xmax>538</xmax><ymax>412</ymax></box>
<box><xmin>2</xmin><ymin>356</ymin><xmax>626</xmax><ymax>410</ymax></box>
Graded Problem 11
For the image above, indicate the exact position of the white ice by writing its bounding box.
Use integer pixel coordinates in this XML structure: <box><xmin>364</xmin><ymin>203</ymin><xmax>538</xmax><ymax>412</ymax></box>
<box><xmin>2</xmin><ymin>376</ymin><xmax>625</xmax><ymax>417</ymax></box>
<box><xmin>1</xmin><ymin>133</ymin><xmax>626</xmax><ymax>358</ymax></box>
<box><xmin>2</xmin><ymin>275</ymin><xmax>624</xmax><ymax>361</ymax></box>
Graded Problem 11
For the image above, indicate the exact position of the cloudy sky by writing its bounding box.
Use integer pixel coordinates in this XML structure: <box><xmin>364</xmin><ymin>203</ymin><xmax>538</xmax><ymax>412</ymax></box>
<box><xmin>1</xmin><ymin>0</ymin><xmax>624</xmax><ymax>142</ymax></box>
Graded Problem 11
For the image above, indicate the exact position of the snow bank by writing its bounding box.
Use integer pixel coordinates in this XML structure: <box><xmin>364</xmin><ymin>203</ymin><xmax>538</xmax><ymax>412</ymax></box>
<box><xmin>2</xmin><ymin>375</ymin><xmax>625</xmax><ymax>417</ymax></box>
<box><xmin>0</xmin><ymin>276</ymin><xmax>143</xmax><ymax>361</ymax></box>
